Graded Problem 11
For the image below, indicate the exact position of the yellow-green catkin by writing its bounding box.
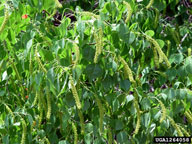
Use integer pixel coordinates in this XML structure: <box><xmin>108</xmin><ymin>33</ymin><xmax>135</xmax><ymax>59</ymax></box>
<box><xmin>35</xmin><ymin>49</ymin><xmax>47</xmax><ymax>73</ymax></box>
<box><xmin>170</xmin><ymin>28</ymin><xmax>180</xmax><ymax>45</ymax></box>
<box><xmin>146</xmin><ymin>0</ymin><xmax>154</xmax><ymax>9</ymax></box>
<box><xmin>46</xmin><ymin>85</ymin><xmax>51</xmax><ymax>120</ymax></box>
<box><xmin>133</xmin><ymin>89</ymin><xmax>140</xmax><ymax>136</ymax></box>
<box><xmin>167</xmin><ymin>116</ymin><xmax>183</xmax><ymax>136</ymax></box>
<box><xmin>29</xmin><ymin>51</ymin><xmax>33</xmax><ymax>75</ymax></box>
<box><xmin>0</xmin><ymin>3</ymin><xmax>9</xmax><ymax>34</ymax></box>
<box><xmin>44</xmin><ymin>137</ymin><xmax>51</xmax><ymax>144</ymax></box>
<box><xmin>72</xmin><ymin>122</ymin><xmax>78</xmax><ymax>144</ymax></box>
<box><xmin>166</xmin><ymin>40</ymin><xmax>171</xmax><ymax>58</ymax></box>
<box><xmin>133</xmin><ymin>99</ymin><xmax>141</xmax><ymax>136</ymax></box>
<box><xmin>38</xmin><ymin>109</ymin><xmax>43</xmax><ymax>128</ymax></box>
<box><xmin>156</xmin><ymin>99</ymin><xmax>166</xmax><ymax>123</ymax></box>
<box><xmin>95</xmin><ymin>95</ymin><xmax>104</xmax><ymax>134</ymax></box>
<box><xmin>144</xmin><ymin>35</ymin><xmax>171</xmax><ymax>68</ymax></box>
<box><xmin>154</xmin><ymin>8</ymin><xmax>159</xmax><ymax>29</ymax></box>
<box><xmin>0</xmin><ymin>60</ymin><xmax>4</xmax><ymax>73</ymax></box>
<box><xmin>108</xmin><ymin>128</ymin><xmax>112</xmax><ymax>144</ymax></box>
<box><xmin>184</xmin><ymin>111</ymin><xmax>192</xmax><ymax>123</ymax></box>
<box><xmin>73</xmin><ymin>43</ymin><xmax>80</xmax><ymax>67</ymax></box>
<box><xmin>179</xmin><ymin>126</ymin><xmax>190</xmax><ymax>137</ymax></box>
<box><xmin>94</xmin><ymin>28</ymin><xmax>103</xmax><ymax>63</ymax></box>
<box><xmin>37</xmin><ymin>89</ymin><xmax>43</xmax><ymax>127</ymax></box>
<box><xmin>135</xmin><ymin>64</ymin><xmax>142</xmax><ymax>86</ymax></box>
<box><xmin>114</xmin><ymin>140</ymin><xmax>118</xmax><ymax>144</ymax></box>
<box><xmin>188</xmin><ymin>48</ymin><xmax>191</xmax><ymax>57</ymax></box>
<box><xmin>70</xmin><ymin>76</ymin><xmax>82</xmax><ymax>109</ymax></box>
<box><xmin>123</xmin><ymin>1</ymin><xmax>132</xmax><ymax>23</ymax></box>
<box><xmin>11</xmin><ymin>61</ymin><xmax>25</xmax><ymax>99</ymax></box>
<box><xmin>77</xmin><ymin>110</ymin><xmax>85</xmax><ymax>135</ymax></box>
<box><xmin>11</xmin><ymin>61</ymin><xmax>21</xmax><ymax>81</ymax></box>
<box><xmin>54</xmin><ymin>0</ymin><xmax>62</xmax><ymax>8</ymax></box>
<box><xmin>21</xmin><ymin>119</ymin><xmax>27</xmax><ymax>144</ymax></box>
<box><xmin>77</xmin><ymin>11</ymin><xmax>100</xmax><ymax>19</ymax></box>
<box><xmin>33</xmin><ymin>91</ymin><xmax>38</xmax><ymax>106</ymax></box>
<box><xmin>4</xmin><ymin>104</ymin><xmax>14</xmax><ymax>118</ymax></box>
<box><xmin>152</xmin><ymin>47</ymin><xmax>159</xmax><ymax>68</ymax></box>
<box><xmin>119</xmin><ymin>56</ymin><xmax>136</xmax><ymax>84</ymax></box>
<box><xmin>40</xmin><ymin>85</ymin><xmax>47</xmax><ymax>113</ymax></box>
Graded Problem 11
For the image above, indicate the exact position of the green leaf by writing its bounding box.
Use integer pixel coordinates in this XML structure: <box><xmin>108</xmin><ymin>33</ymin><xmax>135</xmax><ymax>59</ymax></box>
<box><xmin>84</xmin><ymin>64</ymin><xmax>103</xmax><ymax>81</ymax></box>
<box><xmin>58</xmin><ymin>140</ymin><xmax>70</xmax><ymax>144</ymax></box>
<box><xmin>169</xmin><ymin>53</ymin><xmax>184</xmax><ymax>64</ymax></box>
<box><xmin>156</xmin><ymin>39</ymin><xmax>165</xmax><ymax>48</ymax></box>
<box><xmin>145</xmin><ymin>30</ymin><xmax>155</xmax><ymax>37</ymax></box>
<box><xmin>120</xmin><ymin>79</ymin><xmax>131</xmax><ymax>91</ymax></box>
<box><xmin>117</xmin><ymin>131</ymin><xmax>128</xmax><ymax>143</ymax></box>
<box><xmin>115</xmin><ymin>119</ymin><xmax>124</xmax><ymax>130</ymax></box>
<box><xmin>186</xmin><ymin>63</ymin><xmax>192</xmax><ymax>74</ymax></box>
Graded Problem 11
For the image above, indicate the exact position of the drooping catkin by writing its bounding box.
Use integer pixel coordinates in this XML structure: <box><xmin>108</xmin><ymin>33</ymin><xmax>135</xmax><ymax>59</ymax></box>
<box><xmin>77</xmin><ymin>11</ymin><xmax>100</xmax><ymax>19</ymax></box>
<box><xmin>179</xmin><ymin>125</ymin><xmax>190</xmax><ymax>137</ymax></box>
<box><xmin>108</xmin><ymin>128</ymin><xmax>112</xmax><ymax>144</ymax></box>
<box><xmin>133</xmin><ymin>99</ymin><xmax>141</xmax><ymax>136</ymax></box>
<box><xmin>188</xmin><ymin>48</ymin><xmax>191</xmax><ymax>57</ymax></box>
<box><xmin>54</xmin><ymin>0</ymin><xmax>62</xmax><ymax>8</ymax></box>
<box><xmin>166</xmin><ymin>40</ymin><xmax>171</xmax><ymax>57</ymax></box>
<box><xmin>35</xmin><ymin>48</ymin><xmax>47</xmax><ymax>73</ymax></box>
<box><xmin>44</xmin><ymin>137</ymin><xmax>51</xmax><ymax>144</ymax></box>
<box><xmin>95</xmin><ymin>95</ymin><xmax>104</xmax><ymax>134</ymax></box>
<box><xmin>169</xmin><ymin>28</ymin><xmax>180</xmax><ymax>45</ymax></box>
<box><xmin>40</xmin><ymin>85</ymin><xmax>47</xmax><ymax>114</ymax></box>
<box><xmin>156</xmin><ymin>98</ymin><xmax>166</xmax><ymax>123</ymax></box>
<box><xmin>154</xmin><ymin>8</ymin><xmax>159</xmax><ymax>29</ymax></box>
<box><xmin>38</xmin><ymin>109</ymin><xmax>43</xmax><ymax>128</ymax></box>
<box><xmin>119</xmin><ymin>56</ymin><xmax>136</xmax><ymax>84</ymax></box>
<box><xmin>4</xmin><ymin>104</ymin><xmax>14</xmax><ymax>118</ymax></box>
<box><xmin>184</xmin><ymin>111</ymin><xmax>192</xmax><ymax>123</ymax></box>
<box><xmin>133</xmin><ymin>89</ymin><xmax>140</xmax><ymax>136</ymax></box>
<box><xmin>73</xmin><ymin>43</ymin><xmax>80</xmax><ymax>67</ymax></box>
<box><xmin>69</xmin><ymin>76</ymin><xmax>82</xmax><ymax>109</ymax></box>
<box><xmin>167</xmin><ymin>116</ymin><xmax>183</xmax><ymax>136</ymax></box>
<box><xmin>152</xmin><ymin>47</ymin><xmax>159</xmax><ymax>68</ymax></box>
<box><xmin>72</xmin><ymin>122</ymin><xmax>78</xmax><ymax>144</ymax></box>
<box><xmin>11</xmin><ymin>61</ymin><xmax>25</xmax><ymax>99</ymax></box>
<box><xmin>144</xmin><ymin>35</ymin><xmax>171</xmax><ymax>68</ymax></box>
<box><xmin>77</xmin><ymin>110</ymin><xmax>85</xmax><ymax>135</ymax></box>
<box><xmin>46</xmin><ymin>85</ymin><xmax>51</xmax><ymax>120</ymax></box>
<box><xmin>21</xmin><ymin>119</ymin><xmax>27</xmax><ymax>144</ymax></box>
<box><xmin>146</xmin><ymin>0</ymin><xmax>154</xmax><ymax>9</ymax></box>
<box><xmin>0</xmin><ymin>4</ymin><xmax>9</xmax><ymax>34</ymax></box>
<box><xmin>29</xmin><ymin>51</ymin><xmax>33</xmax><ymax>75</ymax></box>
<box><xmin>94</xmin><ymin>28</ymin><xmax>103</xmax><ymax>63</ymax></box>
<box><xmin>11</xmin><ymin>61</ymin><xmax>21</xmax><ymax>81</ymax></box>
<box><xmin>123</xmin><ymin>1</ymin><xmax>132</xmax><ymax>23</ymax></box>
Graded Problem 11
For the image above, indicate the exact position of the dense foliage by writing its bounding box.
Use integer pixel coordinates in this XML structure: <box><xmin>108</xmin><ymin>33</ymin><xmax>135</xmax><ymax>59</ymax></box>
<box><xmin>0</xmin><ymin>0</ymin><xmax>192</xmax><ymax>143</ymax></box>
